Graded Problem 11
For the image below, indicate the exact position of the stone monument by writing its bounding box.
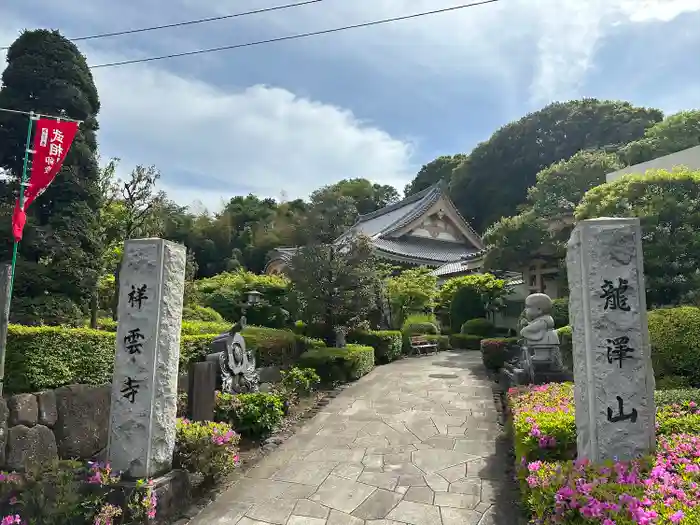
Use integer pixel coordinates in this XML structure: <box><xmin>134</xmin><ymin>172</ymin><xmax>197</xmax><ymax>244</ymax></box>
<box><xmin>206</xmin><ymin>318</ymin><xmax>259</xmax><ymax>394</ymax></box>
<box><xmin>520</xmin><ymin>292</ymin><xmax>563</xmax><ymax>374</ymax></box>
<box><xmin>566</xmin><ymin>218</ymin><xmax>655</xmax><ymax>462</ymax></box>
<box><xmin>501</xmin><ymin>293</ymin><xmax>565</xmax><ymax>387</ymax></box>
<box><xmin>107</xmin><ymin>238</ymin><xmax>186</xmax><ymax>479</ymax></box>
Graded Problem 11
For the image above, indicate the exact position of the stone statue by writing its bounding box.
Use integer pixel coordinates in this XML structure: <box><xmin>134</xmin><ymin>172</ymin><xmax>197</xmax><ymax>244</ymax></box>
<box><xmin>206</xmin><ymin>316</ymin><xmax>259</xmax><ymax>394</ymax></box>
<box><xmin>520</xmin><ymin>293</ymin><xmax>562</xmax><ymax>371</ymax></box>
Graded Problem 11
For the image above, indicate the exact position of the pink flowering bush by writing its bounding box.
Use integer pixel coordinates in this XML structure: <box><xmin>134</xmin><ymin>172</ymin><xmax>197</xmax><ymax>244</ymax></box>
<box><xmin>0</xmin><ymin>460</ymin><xmax>156</xmax><ymax>524</ymax></box>
<box><xmin>509</xmin><ymin>383</ymin><xmax>700</xmax><ymax>524</ymax></box>
<box><xmin>173</xmin><ymin>418</ymin><xmax>240</xmax><ymax>483</ymax></box>
<box><xmin>526</xmin><ymin>435</ymin><xmax>700</xmax><ymax>524</ymax></box>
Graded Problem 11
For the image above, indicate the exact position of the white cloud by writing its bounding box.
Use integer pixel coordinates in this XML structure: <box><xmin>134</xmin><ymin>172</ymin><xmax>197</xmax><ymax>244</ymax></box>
<box><xmin>200</xmin><ymin>0</ymin><xmax>700</xmax><ymax>104</ymax></box>
<box><xmin>0</xmin><ymin>17</ymin><xmax>415</xmax><ymax>209</ymax></box>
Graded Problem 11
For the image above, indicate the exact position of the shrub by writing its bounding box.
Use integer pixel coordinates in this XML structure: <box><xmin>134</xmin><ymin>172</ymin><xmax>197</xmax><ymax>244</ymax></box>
<box><xmin>298</xmin><ymin>345</ymin><xmax>375</xmax><ymax>385</ymax></box>
<box><xmin>557</xmin><ymin>326</ymin><xmax>573</xmax><ymax>371</ymax></box>
<box><xmin>424</xmin><ymin>334</ymin><xmax>450</xmax><ymax>351</ymax></box>
<box><xmin>460</xmin><ymin>317</ymin><xmax>496</xmax><ymax>336</ymax></box>
<box><xmin>551</xmin><ymin>297</ymin><xmax>569</xmax><ymax>328</ymax></box>
<box><xmin>648</xmin><ymin>306</ymin><xmax>700</xmax><ymax>386</ymax></box>
<box><xmin>5</xmin><ymin>325</ymin><xmax>115</xmax><ymax>394</ymax></box>
<box><xmin>480</xmin><ymin>337</ymin><xmax>518</xmax><ymax>371</ymax></box>
<box><xmin>0</xmin><ymin>460</ymin><xmax>157</xmax><ymax>524</ymax></box>
<box><xmin>449</xmin><ymin>334</ymin><xmax>482</xmax><ymax>350</ymax></box>
<box><xmin>349</xmin><ymin>330</ymin><xmax>402</xmax><ymax>364</ymax></box>
<box><xmin>173</xmin><ymin>419</ymin><xmax>239</xmax><ymax>482</ymax></box>
<box><xmin>182</xmin><ymin>305</ymin><xmax>224</xmax><ymax>322</ymax></box>
<box><xmin>401</xmin><ymin>313</ymin><xmax>439</xmax><ymax>335</ymax></box>
<box><xmin>655</xmin><ymin>388</ymin><xmax>700</xmax><ymax>407</ymax></box>
<box><xmin>281</xmin><ymin>367</ymin><xmax>321</xmax><ymax>397</ymax></box>
<box><xmin>510</xmin><ymin>382</ymin><xmax>700</xmax><ymax>525</ymax></box>
<box><xmin>229</xmin><ymin>393</ymin><xmax>285</xmax><ymax>439</ymax></box>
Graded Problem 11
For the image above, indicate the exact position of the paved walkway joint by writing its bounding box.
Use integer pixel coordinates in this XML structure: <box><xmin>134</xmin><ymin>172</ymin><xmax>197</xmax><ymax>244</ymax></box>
<box><xmin>188</xmin><ymin>351</ymin><xmax>520</xmax><ymax>525</ymax></box>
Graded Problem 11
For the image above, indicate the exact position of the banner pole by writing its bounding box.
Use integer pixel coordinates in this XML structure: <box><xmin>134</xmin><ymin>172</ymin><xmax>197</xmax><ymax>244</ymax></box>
<box><xmin>9</xmin><ymin>112</ymin><xmax>35</xmax><ymax>300</ymax></box>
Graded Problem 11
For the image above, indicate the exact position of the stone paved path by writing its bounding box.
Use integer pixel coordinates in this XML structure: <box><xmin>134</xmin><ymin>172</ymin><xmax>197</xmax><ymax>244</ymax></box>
<box><xmin>188</xmin><ymin>351</ymin><xmax>520</xmax><ymax>525</ymax></box>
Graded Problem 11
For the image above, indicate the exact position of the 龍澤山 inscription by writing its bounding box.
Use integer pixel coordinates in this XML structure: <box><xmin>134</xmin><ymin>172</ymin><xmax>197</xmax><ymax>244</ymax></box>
<box><xmin>566</xmin><ymin>218</ymin><xmax>655</xmax><ymax>462</ymax></box>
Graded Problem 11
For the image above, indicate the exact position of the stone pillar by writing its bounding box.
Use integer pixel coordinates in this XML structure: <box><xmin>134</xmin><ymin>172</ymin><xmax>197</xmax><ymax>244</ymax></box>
<box><xmin>187</xmin><ymin>362</ymin><xmax>217</xmax><ymax>422</ymax></box>
<box><xmin>108</xmin><ymin>238</ymin><xmax>186</xmax><ymax>479</ymax></box>
<box><xmin>566</xmin><ymin>218</ymin><xmax>655</xmax><ymax>462</ymax></box>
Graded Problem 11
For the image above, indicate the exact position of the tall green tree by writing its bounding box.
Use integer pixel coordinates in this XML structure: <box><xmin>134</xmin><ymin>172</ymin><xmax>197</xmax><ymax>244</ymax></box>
<box><xmin>576</xmin><ymin>167</ymin><xmax>700</xmax><ymax>307</ymax></box>
<box><xmin>450</xmin><ymin>99</ymin><xmax>663</xmax><ymax>232</ymax></box>
<box><xmin>483</xmin><ymin>151</ymin><xmax>622</xmax><ymax>271</ymax></box>
<box><xmin>287</xmin><ymin>235</ymin><xmax>380</xmax><ymax>345</ymax></box>
<box><xmin>0</xmin><ymin>29</ymin><xmax>103</xmax><ymax>324</ymax></box>
<box><xmin>405</xmin><ymin>154</ymin><xmax>466</xmax><ymax>196</ymax></box>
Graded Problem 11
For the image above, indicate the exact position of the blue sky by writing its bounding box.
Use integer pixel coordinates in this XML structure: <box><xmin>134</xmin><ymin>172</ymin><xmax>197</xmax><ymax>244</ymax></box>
<box><xmin>2</xmin><ymin>0</ymin><xmax>700</xmax><ymax>210</ymax></box>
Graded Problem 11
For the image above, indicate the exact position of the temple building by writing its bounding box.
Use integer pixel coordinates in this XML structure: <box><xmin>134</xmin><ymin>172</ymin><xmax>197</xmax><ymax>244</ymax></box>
<box><xmin>264</xmin><ymin>182</ymin><xmax>488</xmax><ymax>279</ymax></box>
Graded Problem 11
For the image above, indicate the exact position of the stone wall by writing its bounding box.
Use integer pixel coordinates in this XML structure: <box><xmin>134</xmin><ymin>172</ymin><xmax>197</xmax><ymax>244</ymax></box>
<box><xmin>1</xmin><ymin>384</ymin><xmax>111</xmax><ymax>472</ymax></box>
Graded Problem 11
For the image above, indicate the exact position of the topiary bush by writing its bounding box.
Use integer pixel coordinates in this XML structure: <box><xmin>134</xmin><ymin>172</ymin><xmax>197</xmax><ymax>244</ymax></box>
<box><xmin>401</xmin><ymin>313</ymin><xmax>439</xmax><ymax>335</ymax></box>
<box><xmin>182</xmin><ymin>305</ymin><xmax>225</xmax><ymax>323</ymax></box>
<box><xmin>298</xmin><ymin>345</ymin><xmax>375</xmax><ymax>385</ymax></box>
<box><xmin>648</xmin><ymin>307</ymin><xmax>700</xmax><ymax>386</ymax></box>
<box><xmin>551</xmin><ymin>297</ymin><xmax>569</xmax><ymax>328</ymax></box>
<box><xmin>10</xmin><ymin>296</ymin><xmax>84</xmax><ymax>327</ymax></box>
<box><xmin>461</xmin><ymin>318</ymin><xmax>496</xmax><ymax>336</ymax></box>
<box><xmin>480</xmin><ymin>337</ymin><xmax>518</xmax><ymax>371</ymax></box>
<box><xmin>449</xmin><ymin>333</ymin><xmax>482</xmax><ymax>350</ymax></box>
<box><xmin>348</xmin><ymin>330</ymin><xmax>402</xmax><ymax>364</ymax></box>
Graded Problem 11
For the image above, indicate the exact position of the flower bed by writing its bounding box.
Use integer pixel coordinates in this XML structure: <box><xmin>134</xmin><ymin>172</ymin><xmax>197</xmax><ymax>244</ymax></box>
<box><xmin>509</xmin><ymin>382</ymin><xmax>700</xmax><ymax>524</ymax></box>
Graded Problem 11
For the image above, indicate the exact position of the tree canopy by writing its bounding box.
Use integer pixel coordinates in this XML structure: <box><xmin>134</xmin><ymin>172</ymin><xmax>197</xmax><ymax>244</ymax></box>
<box><xmin>404</xmin><ymin>155</ymin><xmax>466</xmax><ymax>196</ymax></box>
<box><xmin>0</xmin><ymin>29</ymin><xmax>103</xmax><ymax>323</ymax></box>
<box><xmin>449</xmin><ymin>99</ymin><xmax>663</xmax><ymax>232</ymax></box>
<box><xmin>577</xmin><ymin>167</ymin><xmax>700</xmax><ymax>307</ymax></box>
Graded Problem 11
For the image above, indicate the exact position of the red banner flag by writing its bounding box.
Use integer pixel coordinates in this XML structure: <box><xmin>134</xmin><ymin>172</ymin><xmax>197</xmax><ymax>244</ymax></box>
<box><xmin>11</xmin><ymin>118</ymin><xmax>79</xmax><ymax>241</ymax></box>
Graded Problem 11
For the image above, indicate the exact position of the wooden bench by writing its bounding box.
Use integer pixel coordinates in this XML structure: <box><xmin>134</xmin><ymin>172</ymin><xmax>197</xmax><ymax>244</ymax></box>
<box><xmin>410</xmin><ymin>335</ymin><xmax>438</xmax><ymax>356</ymax></box>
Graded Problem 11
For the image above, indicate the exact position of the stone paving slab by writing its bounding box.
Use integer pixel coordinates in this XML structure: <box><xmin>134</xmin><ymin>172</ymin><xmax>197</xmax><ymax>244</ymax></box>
<box><xmin>187</xmin><ymin>351</ymin><xmax>521</xmax><ymax>525</ymax></box>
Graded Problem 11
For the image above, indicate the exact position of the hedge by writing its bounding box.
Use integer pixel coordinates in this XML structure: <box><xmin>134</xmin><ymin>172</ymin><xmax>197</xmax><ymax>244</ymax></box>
<box><xmin>551</xmin><ymin>297</ymin><xmax>569</xmax><ymax>328</ymax></box>
<box><xmin>298</xmin><ymin>345</ymin><xmax>374</xmax><ymax>385</ymax></box>
<box><xmin>349</xmin><ymin>330</ymin><xmax>402</xmax><ymax>364</ymax></box>
<box><xmin>6</xmin><ymin>324</ymin><xmax>326</xmax><ymax>394</ymax></box>
<box><xmin>5</xmin><ymin>325</ymin><xmax>115</xmax><ymax>394</ymax></box>
<box><xmin>461</xmin><ymin>318</ymin><xmax>496</xmax><ymax>337</ymax></box>
<box><xmin>559</xmin><ymin>306</ymin><xmax>700</xmax><ymax>386</ymax></box>
<box><xmin>480</xmin><ymin>337</ymin><xmax>518</xmax><ymax>371</ymax></box>
<box><xmin>449</xmin><ymin>333</ymin><xmax>482</xmax><ymax>350</ymax></box>
<box><xmin>424</xmin><ymin>334</ymin><xmax>450</xmax><ymax>351</ymax></box>
<box><xmin>648</xmin><ymin>306</ymin><xmax>700</xmax><ymax>386</ymax></box>
<box><xmin>95</xmin><ymin>318</ymin><xmax>231</xmax><ymax>336</ymax></box>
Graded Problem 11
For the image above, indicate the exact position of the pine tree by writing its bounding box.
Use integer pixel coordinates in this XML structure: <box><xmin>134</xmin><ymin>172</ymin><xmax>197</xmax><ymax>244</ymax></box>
<box><xmin>0</xmin><ymin>29</ymin><xmax>103</xmax><ymax>324</ymax></box>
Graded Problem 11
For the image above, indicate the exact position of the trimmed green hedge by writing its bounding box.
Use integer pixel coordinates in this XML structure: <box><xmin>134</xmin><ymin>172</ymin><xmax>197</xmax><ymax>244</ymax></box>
<box><xmin>560</xmin><ymin>306</ymin><xmax>700</xmax><ymax>386</ymax></box>
<box><xmin>349</xmin><ymin>330</ymin><xmax>402</xmax><ymax>364</ymax></box>
<box><xmin>480</xmin><ymin>337</ymin><xmax>518</xmax><ymax>371</ymax></box>
<box><xmin>6</xmin><ymin>325</ymin><xmax>115</xmax><ymax>394</ymax></box>
<box><xmin>424</xmin><ymin>334</ymin><xmax>450</xmax><ymax>351</ymax></box>
<box><xmin>7</xmin><ymin>324</ymin><xmax>326</xmax><ymax>394</ymax></box>
<box><xmin>298</xmin><ymin>345</ymin><xmax>374</xmax><ymax>385</ymax></box>
<box><xmin>648</xmin><ymin>307</ymin><xmax>700</xmax><ymax>386</ymax></box>
<box><xmin>449</xmin><ymin>333</ymin><xmax>482</xmax><ymax>350</ymax></box>
<box><xmin>551</xmin><ymin>297</ymin><xmax>569</xmax><ymax>328</ymax></box>
<box><xmin>95</xmin><ymin>317</ymin><xmax>231</xmax><ymax>335</ymax></box>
